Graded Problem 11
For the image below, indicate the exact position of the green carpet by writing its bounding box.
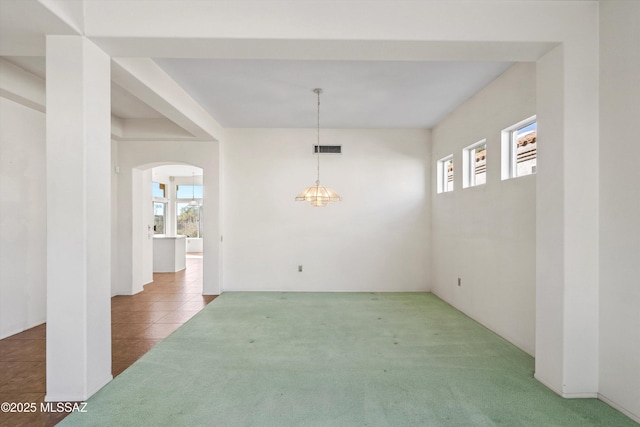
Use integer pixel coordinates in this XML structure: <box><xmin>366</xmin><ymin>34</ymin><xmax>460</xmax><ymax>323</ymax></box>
<box><xmin>61</xmin><ymin>292</ymin><xmax>637</xmax><ymax>426</ymax></box>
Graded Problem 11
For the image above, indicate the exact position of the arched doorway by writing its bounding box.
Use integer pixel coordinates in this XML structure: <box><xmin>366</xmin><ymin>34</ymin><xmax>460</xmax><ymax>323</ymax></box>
<box><xmin>128</xmin><ymin>162</ymin><xmax>205</xmax><ymax>294</ymax></box>
<box><xmin>113</xmin><ymin>138</ymin><xmax>221</xmax><ymax>298</ymax></box>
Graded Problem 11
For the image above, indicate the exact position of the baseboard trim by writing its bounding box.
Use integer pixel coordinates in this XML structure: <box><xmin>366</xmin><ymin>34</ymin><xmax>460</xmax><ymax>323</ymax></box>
<box><xmin>216</xmin><ymin>288</ymin><xmax>436</xmax><ymax>295</ymax></box>
<box><xmin>45</xmin><ymin>374</ymin><xmax>113</xmax><ymax>402</ymax></box>
<box><xmin>45</xmin><ymin>395</ymin><xmax>81</xmax><ymax>403</ymax></box>
<box><xmin>598</xmin><ymin>393</ymin><xmax>640</xmax><ymax>424</ymax></box>
<box><xmin>562</xmin><ymin>391</ymin><xmax>598</xmax><ymax>399</ymax></box>
<box><xmin>533</xmin><ymin>373</ymin><xmax>599</xmax><ymax>398</ymax></box>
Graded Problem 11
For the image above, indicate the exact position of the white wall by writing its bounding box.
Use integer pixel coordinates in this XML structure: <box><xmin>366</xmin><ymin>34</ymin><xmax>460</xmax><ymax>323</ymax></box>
<box><xmin>186</xmin><ymin>238</ymin><xmax>203</xmax><ymax>253</ymax></box>
<box><xmin>111</xmin><ymin>140</ymin><xmax>119</xmax><ymax>296</ymax></box>
<box><xmin>222</xmin><ymin>128</ymin><xmax>430</xmax><ymax>292</ymax></box>
<box><xmin>0</xmin><ymin>97</ymin><xmax>47</xmax><ymax>339</ymax></box>
<box><xmin>431</xmin><ymin>63</ymin><xmax>536</xmax><ymax>355</ymax></box>
<box><xmin>598</xmin><ymin>1</ymin><xmax>640</xmax><ymax>421</ymax></box>
<box><xmin>141</xmin><ymin>169</ymin><xmax>153</xmax><ymax>285</ymax></box>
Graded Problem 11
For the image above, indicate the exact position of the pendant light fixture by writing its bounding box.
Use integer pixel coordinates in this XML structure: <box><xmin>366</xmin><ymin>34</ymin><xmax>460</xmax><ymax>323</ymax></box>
<box><xmin>188</xmin><ymin>172</ymin><xmax>199</xmax><ymax>206</ymax></box>
<box><xmin>295</xmin><ymin>88</ymin><xmax>342</xmax><ymax>207</ymax></box>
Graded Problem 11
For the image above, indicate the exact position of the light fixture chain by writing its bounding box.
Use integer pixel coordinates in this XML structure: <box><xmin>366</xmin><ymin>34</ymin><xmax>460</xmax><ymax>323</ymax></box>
<box><xmin>295</xmin><ymin>87</ymin><xmax>340</xmax><ymax>206</ymax></box>
<box><xmin>316</xmin><ymin>88</ymin><xmax>321</xmax><ymax>184</ymax></box>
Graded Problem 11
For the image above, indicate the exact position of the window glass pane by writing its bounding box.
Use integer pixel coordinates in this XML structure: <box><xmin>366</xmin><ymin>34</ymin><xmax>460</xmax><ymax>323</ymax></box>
<box><xmin>153</xmin><ymin>202</ymin><xmax>166</xmax><ymax>234</ymax></box>
<box><xmin>176</xmin><ymin>185</ymin><xmax>203</xmax><ymax>199</ymax></box>
<box><xmin>176</xmin><ymin>202</ymin><xmax>202</xmax><ymax>238</ymax></box>
<box><xmin>473</xmin><ymin>144</ymin><xmax>486</xmax><ymax>186</ymax></box>
<box><xmin>513</xmin><ymin>121</ymin><xmax>537</xmax><ymax>177</ymax></box>
<box><xmin>445</xmin><ymin>158</ymin><xmax>454</xmax><ymax>192</ymax></box>
<box><xmin>152</xmin><ymin>182</ymin><xmax>165</xmax><ymax>198</ymax></box>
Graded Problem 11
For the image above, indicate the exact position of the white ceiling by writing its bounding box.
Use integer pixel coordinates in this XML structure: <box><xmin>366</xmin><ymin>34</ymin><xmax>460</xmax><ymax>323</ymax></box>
<box><xmin>5</xmin><ymin>54</ymin><xmax>514</xmax><ymax>129</ymax></box>
<box><xmin>154</xmin><ymin>58</ymin><xmax>514</xmax><ymax>129</ymax></box>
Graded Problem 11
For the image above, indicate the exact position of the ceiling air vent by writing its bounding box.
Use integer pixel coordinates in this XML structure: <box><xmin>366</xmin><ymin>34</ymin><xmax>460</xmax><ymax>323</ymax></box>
<box><xmin>313</xmin><ymin>145</ymin><xmax>342</xmax><ymax>154</ymax></box>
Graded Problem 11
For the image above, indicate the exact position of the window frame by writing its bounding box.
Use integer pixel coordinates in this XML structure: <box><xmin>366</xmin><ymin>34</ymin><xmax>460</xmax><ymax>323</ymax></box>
<box><xmin>463</xmin><ymin>139</ymin><xmax>487</xmax><ymax>188</ymax></box>
<box><xmin>501</xmin><ymin>115</ymin><xmax>537</xmax><ymax>180</ymax></box>
<box><xmin>175</xmin><ymin>200</ymin><xmax>203</xmax><ymax>238</ymax></box>
<box><xmin>152</xmin><ymin>181</ymin><xmax>169</xmax><ymax>235</ymax></box>
<box><xmin>176</xmin><ymin>184</ymin><xmax>203</xmax><ymax>200</ymax></box>
<box><xmin>437</xmin><ymin>155</ymin><xmax>454</xmax><ymax>194</ymax></box>
<box><xmin>175</xmin><ymin>183</ymin><xmax>204</xmax><ymax>238</ymax></box>
<box><xmin>153</xmin><ymin>201</ymin><xmax>167</xmax><ymax>235</ymax></box>
<box><xmin>152</xmin><ymin>181</ymin><xmax>166</xmax><ymax>198</ymax></box>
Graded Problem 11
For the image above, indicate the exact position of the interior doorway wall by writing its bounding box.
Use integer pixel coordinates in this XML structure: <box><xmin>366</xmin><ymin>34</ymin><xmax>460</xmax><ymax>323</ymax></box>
<box><xmin>114</xmin><ymin>140</ymin><xmax>220</xmax><ymax>297</ymax></box>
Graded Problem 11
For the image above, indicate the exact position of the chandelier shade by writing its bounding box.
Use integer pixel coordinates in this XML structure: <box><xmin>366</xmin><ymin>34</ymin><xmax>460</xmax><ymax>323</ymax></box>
<box><xmin>295</xmin><ymin>88</ymin><xmax>342</xmax><ymax>207</ymax></box>
<box><xmin>295</xmin><ymin>181</ymin><xmax>342</xmax><ymax>207</ymax></box>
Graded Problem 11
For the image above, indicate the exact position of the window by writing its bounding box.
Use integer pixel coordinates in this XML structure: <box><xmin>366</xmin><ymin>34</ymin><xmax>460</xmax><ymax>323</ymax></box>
<box><xmin>176</xmin><ymin>183</ymin><xmax>203</xmax><ymax>238</ymax></box>
<box><xmin>176</xmin><ymin>184</ymin><xmax>203</xmax><ymax>199</ymax></box>
<box><xmin>463</xmin><ymin>140</ymin><xmax>487</xmax><ymax>188</ymax></box>
<box><xmin>502</xmin><ymin>116</ymin><xmax>537</xmax><ymax>179</ymax></box>
<box><xmin>176</xmin><ymin>202</ymin><xmax>202</xmax><ymax>238</ymax></box>
<box><xmin>153</xmin><ymin>202</ymin><xmax>167</xmax><ymax>234</ymax></box>
<box><xmin>437</xmin><ymin>155</ymin><xmax>454</xmax><ymax>193</ymax></box>
<box><xmin>152</xmin><ymin>181</ymin><xmax>168</xmax><ymax>235</ymax></box>
<box><xmin>152</xmin><ymin>182</ymin><xmax>166</xmax><ymax>198</ymax></box>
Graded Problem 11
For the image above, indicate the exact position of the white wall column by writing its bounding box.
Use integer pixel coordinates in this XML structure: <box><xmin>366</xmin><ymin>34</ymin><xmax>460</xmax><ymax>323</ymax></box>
<box><xmin>535</xmin><ymin>45</ymin><xmax>566</xmax><ymax>394</ymax></box>
<box><xmin>141</xmin><ymin>169</ymin><xmax>153</xmax><ymax>285</ymax></box>
<box><xmin>130</xmin><ymin>168</ymin><xmax>145</xmax><ymax>295</ymax></box>
<box><xmin>46</xmin><ymin>36</ymin><xmax>112</xmax><ymax>401</ymax></box>
<box><xmin>535</xmin><ymin>38</ymin><xmax>600</xmax><ymax>397</ymax></box>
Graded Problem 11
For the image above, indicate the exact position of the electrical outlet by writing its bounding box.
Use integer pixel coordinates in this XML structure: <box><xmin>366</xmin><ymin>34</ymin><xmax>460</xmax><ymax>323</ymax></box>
<box><xmin>458</xmin><ymin>277</ymin><xmax>461</xmax><ymax>286</ymax></box>
<box><xmin>298</xmin><ymin>265</ymin><xmax>303</xmax><ymax>272</ymax></box>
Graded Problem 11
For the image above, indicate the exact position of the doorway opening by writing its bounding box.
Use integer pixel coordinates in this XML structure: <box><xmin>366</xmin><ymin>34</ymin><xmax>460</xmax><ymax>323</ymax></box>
<box><xmin>150</xmin><ymin>164</ymin><xmax>204</xmax><ymax>283</ymax></box>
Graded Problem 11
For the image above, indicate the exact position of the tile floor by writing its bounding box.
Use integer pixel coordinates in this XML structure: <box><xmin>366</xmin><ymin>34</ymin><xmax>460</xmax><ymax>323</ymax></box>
<box><xmin>0</xmin><ymin>255</ymin><xmax>215</xmax><ymax>427</ymax></box>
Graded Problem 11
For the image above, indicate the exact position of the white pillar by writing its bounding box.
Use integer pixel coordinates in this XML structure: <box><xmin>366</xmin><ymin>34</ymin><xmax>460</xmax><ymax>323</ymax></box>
<box><xmin>203</xmin><ymin>141</ymin><xmax>221</xmax><ymax>295</ymax></box>
<box><xmin>535</xmin><ymin>45</ymin><xmax>566</xmax><ymax>395</ymax></box>
<box><xmin>141</xmin><ymin>169</ymin><xmax>154</xmax><ymax>285</ymax></box>
<box><xmin>46</xmin><ymin>36</ymin><xmax>112</xmax><ymax>401</ymax></box>
<box><xmin>535</xmin><ymin>41</ymin><xmax>600</xmax><ymax>398</ymax></box>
